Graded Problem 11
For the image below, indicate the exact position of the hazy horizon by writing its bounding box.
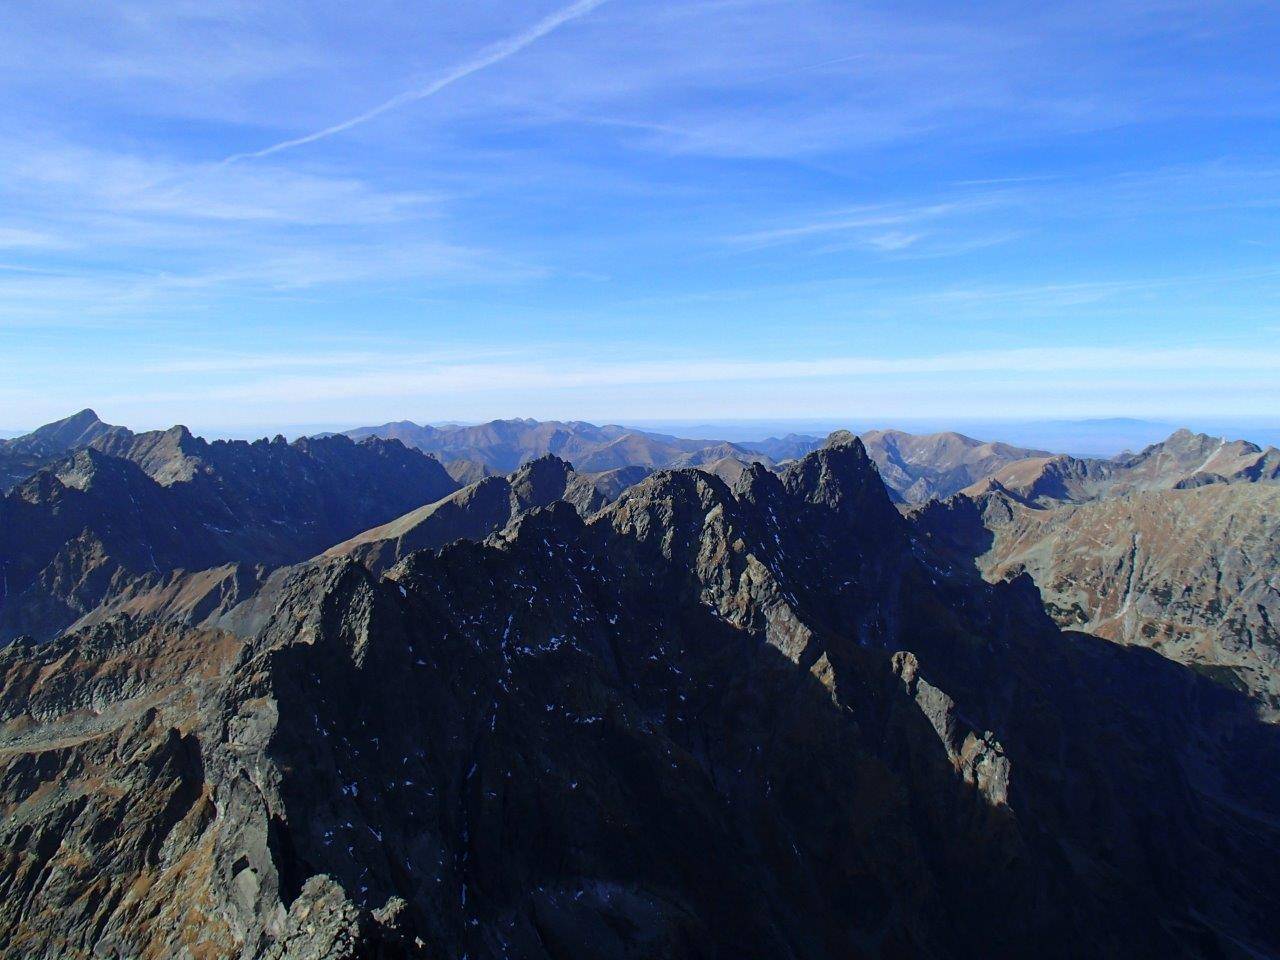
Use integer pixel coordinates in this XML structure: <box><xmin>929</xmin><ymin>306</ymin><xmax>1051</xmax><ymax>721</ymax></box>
<box><xmin>8</xmin><ymin>408</ymin><xmax>1280</xmax><ymax>458</ymax></box>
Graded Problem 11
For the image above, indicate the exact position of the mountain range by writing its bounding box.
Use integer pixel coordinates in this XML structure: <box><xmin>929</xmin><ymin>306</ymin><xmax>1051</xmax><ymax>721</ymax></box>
<box><xmin>0</xmin><ymin>410</ymin><xmax>1278</xmax><ymax>957</ymax></box>
<box><xmin>339</xmin><ymin>418</ymin><xmax>774</xmax><ymax>480</ymax></box>
<box><xmin>334</xmin><ymin>417</ymin><xmax>1066</xmax><ymax>504</ymax></box>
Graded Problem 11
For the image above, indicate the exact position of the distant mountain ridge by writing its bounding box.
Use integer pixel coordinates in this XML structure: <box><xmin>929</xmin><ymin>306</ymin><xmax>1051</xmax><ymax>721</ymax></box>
<box><xmin>861</xmin><ymin>429</ymin><xmax>1052</xmax><ymax>503</ymax></box>
<box><xmin>339</xmin><ymin>417</ymin><xmax>774</xmax><ymax>478</ymax></box>
<box><xmin>969</xmin><ymin>427</ymin><xmax>1280</xmax><ymax>505</ymax></box>
<box><xmin>335</xmin><ymin>419</ymin><xmax>1051</xmax><ymax>503</ymax></box>
<box><xmin>10</xmin><ymin>412</ymin><xmax>1276</xmax><ymax>509</ymax></box>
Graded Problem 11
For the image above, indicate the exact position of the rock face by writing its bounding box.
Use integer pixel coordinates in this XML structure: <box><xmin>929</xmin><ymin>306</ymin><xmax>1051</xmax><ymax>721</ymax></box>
<box><xmin>0</xmin><ymin>435</ymin><xmax>1277</xmax><ymax>959</ymax></box>
<box><xmin>0</xmin><ymin>433</ymin><xmax>458</xmax><ymax>641</ymax></box>
<box><xmin>914</xmin><ymin>483</ymin><xmax>1280</xmax><ymax>717</ymax></box>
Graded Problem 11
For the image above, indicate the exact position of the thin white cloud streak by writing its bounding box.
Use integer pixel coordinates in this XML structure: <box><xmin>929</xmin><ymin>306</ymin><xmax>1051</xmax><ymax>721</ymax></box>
<box><xmin>725</xmin><ymin>198</ymin><xmax>1005</xmax><ymax>251</ymax></box>
<box><xmin>221</xmin><ymin>0</ymin><xmax>612</xmax><ymax>164</ymax></box>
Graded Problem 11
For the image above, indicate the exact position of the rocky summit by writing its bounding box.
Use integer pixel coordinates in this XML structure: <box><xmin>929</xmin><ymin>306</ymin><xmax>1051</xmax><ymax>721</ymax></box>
<box><xmin>0</xmin><ymin>432</ymin><xmax>1277</xmax><ymax>959</ymax></box>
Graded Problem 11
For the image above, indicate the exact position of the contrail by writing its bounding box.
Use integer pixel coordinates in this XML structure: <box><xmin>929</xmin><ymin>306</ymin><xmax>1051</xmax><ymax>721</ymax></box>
<box><xmin>222</xmin><ymin>0</ymin><xmax>611</xmax><ymax>164</ymax></box>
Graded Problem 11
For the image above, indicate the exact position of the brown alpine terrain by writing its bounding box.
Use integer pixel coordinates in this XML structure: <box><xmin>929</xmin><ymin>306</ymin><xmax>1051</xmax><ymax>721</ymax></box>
<box><xmin>915</xmin><ymin>429</ymin><xmax>1280</xmax><ymax>716</ymax></box>
<box><xmin>0</xmin><ymin>432</ymin><xmax>1277</xmax><ymax>959</ymax></box>
<box><xmin>858</xmin><ymin>429</ymin><xmax>1051</xmax><ymax>503</ymax></box>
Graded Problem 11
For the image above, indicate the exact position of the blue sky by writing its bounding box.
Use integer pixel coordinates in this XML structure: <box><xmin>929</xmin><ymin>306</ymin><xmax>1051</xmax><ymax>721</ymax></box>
<box><xmin>1</xmin><ymin>0</ymin><xmax>1278</xmax><ymax>433</ymax></box>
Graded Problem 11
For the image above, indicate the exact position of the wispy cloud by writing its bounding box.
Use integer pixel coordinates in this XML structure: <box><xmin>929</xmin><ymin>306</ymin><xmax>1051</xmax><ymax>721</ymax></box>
<box><xmin>0</xmin><ymin>135</ymin><xmax>545</xmax><ymax>326</ymax></box>
<box><xmin>8</xmin><ymin>338</ymin><xmax>1279</xmax><ymax>429</ymax></box>
<box><xmin>727</xmin><ymin>200</ymin><xmax>982</xmax><ymax>248</ymax></box>
<box><xmin>864</xmin><ymin>231</ymin><xmax>922</xmax><ymax>252</ymax></box>
<box><xmin>221</xmin><ymin>0</ymin><xmax>613</xmax><ymax>163</ymax></box>
<box><xmin>0</xmin><ymin>241</ymin><xmax>546</xmax><ymax>328</ymax></box>
<box><xmin>724</xmin><ymin>196</ymin><xmax>1011</xmax><ymax>260</ymax></box>
<box><xmin>7</xmin><ymin>142</ymin><xmax>439</xmax><ymax>227</ymax></box>
<box><xmin>0</xmin><ymin>227</ymin><xmax>69</xmax><ymax>250</ymax></box>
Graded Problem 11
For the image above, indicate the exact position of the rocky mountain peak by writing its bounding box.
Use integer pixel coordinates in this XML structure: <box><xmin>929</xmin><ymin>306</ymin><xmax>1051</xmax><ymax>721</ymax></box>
<box><xmin>731</xmin><ymin>458</ymin><xmax>783</xmax><ymax>502</ymax></box>
<box><xmin>823</xmin><ymin>428</ymin><xmax>859</xmax><ymax>448</ymax></box>
<box><xmin>1126</xmin><ymin>427</ymin><xmax>1221</xmax><ymax>462</ymax></box>
<box><xmin>38</xmin><ymin>407</ymin><xmax>101</xmax><ymax>436</ymax></box>
<box><xmin>3</xmin><ymin>409</ymin><xmax>131</xmax><ymax>460</ymax></box>
<box><xmin>509</xmin><ymin>454</ymin><xmax>574</xmax><ymax>509</ymax></box>
<box><xmin>782</xmin><ymin>432</ymin><xmax>898</xmax><ymax>521</ymax></box>
<box><xmin>47</xmin><ymin>446</ymin><xmax>124</xmax><ymax>491</ymax></box>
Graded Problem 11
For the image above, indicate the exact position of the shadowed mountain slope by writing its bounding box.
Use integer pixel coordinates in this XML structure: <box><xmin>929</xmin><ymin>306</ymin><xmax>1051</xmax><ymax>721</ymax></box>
<box><xmin>910</xmin><ymin>429</ymin><xmax>1280</xmax><ymax>715</ymax></box>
